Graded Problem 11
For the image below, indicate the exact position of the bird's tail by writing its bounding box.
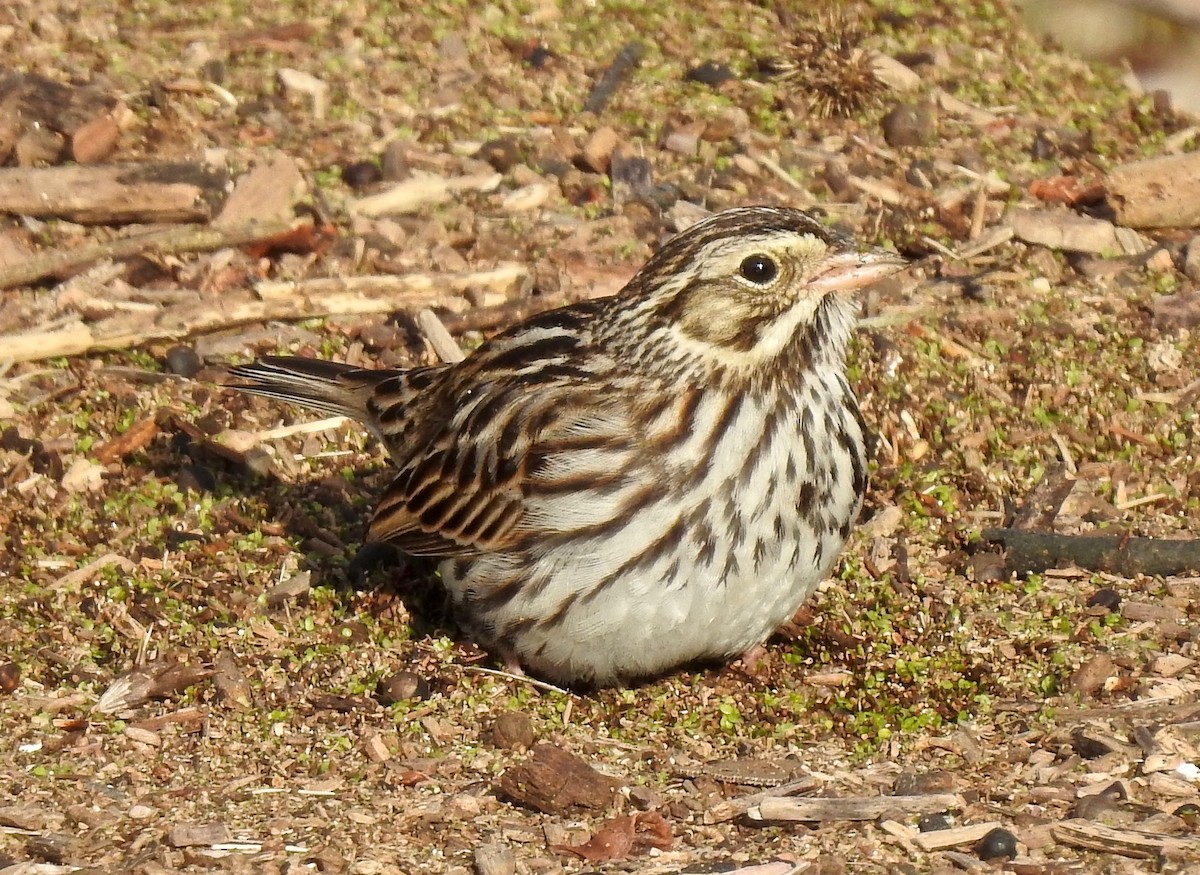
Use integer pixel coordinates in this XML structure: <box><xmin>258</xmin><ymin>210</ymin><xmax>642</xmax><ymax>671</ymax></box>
<box><xmin>224</xmin><ymin>355</ymin><xmax>399</xmax><ymax>423</ymax></box>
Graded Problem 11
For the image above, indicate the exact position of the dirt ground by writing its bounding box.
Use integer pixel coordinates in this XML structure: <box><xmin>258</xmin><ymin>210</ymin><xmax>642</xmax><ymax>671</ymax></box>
<box><xmin>1</xmin><ymin>1</ymin><xmax>1199</xmax><ymax>873</ymax></box>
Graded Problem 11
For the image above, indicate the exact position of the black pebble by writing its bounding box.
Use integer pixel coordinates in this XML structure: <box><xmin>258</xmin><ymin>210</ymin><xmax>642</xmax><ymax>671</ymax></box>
<box><xmin>342</xmin><ymin>160</ymin><xmax>382</xmax><ymax>191</ymax></box>
<box><xmin>164</xmin><ymin>345</ymin><xmax>202</xmax><ymax>378</ymax></box>
<box><xmin>975</xmin><ymin>827</ymin><xmax>1018</xmax><ymax>861</ymax></box>
<box><xmin>686</xmin><ymin>60</ymin><xmax>734</xmax><ymax>86</ymax></box>
<box><xmin>1086</xmin><ymin>587</ymin><xmax>1121</xmax><ymax>612</ymax></box>
<box><xmin>918</xmin><ymin>813</ymin><xmax>951</xmax><ymax>832</ymax></box>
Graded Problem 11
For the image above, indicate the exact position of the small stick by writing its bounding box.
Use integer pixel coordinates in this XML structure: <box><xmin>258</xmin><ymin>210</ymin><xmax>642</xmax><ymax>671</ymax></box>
<box><xmin>0</xmin><ymin>218</ymin><xmax>302</xmax><ymax>290</ymax></box>
<box><xmin>582</xmin><ymin>42</ymin><xmax>644</xmax><ymax>114</ymax></box>
<box><xmin>417</xmin><ymin>308</ymin><xmax>465</xmax><ymax>364</ymax></box>
<box><xmin>463</xmin><ymin>666</ymin><xmax>572</xmax><ymax>697</ymax></box>
<box><xmin>747</xmin><ymin>793</ymin><xmax>958</xmax><ymax>823</ymax></box>
<box><xmin>705</xmin><ymin>777</ymin><xmax>821</xmax><ymax>824</ymax></box>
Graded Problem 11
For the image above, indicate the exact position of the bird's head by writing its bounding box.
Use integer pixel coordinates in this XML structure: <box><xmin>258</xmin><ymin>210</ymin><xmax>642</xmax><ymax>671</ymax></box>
<box><xmin>610</xmin><ymin>207</ymin><xmax>906</xmax><ymax>376</ymax></box>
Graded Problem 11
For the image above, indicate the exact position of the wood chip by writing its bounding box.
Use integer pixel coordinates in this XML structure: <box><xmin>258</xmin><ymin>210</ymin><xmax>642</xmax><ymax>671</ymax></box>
<box><xmin>914</xmin><ymin>821</ymin><xmax>1006</xmax><ymax>851</ymax></box>
<box><xmin>214</xmin><ymin>154</ymin><xmax>305</xmax><ymax>227</ymax></box>
<box><xmin>352</xmin><ymin>171</ymin><xmax>501</xmax><ymax>216</ymax></box>
<box><xmin>747</xmin><ymin>793</ymin><xmax>958</xmax><ymax>822</ymax></box>
<box><xmin>1052</xmin><ymin>818</ymin><xmax>1200</xmax><ymax>859</ymax></box>
<box><xmin>169</xmin><ymin>822</ymin><xmax>231</xmax><ymax>848</ymax></box>
<box><xmin>496</xmin><ymin>743</ymin><xmax>622</xmax><ymax>814</ymax></box>
<box><xmin>0</xmin><ymin>162</ymin><xmax>224</xmax><ymax>224</ymax></box>
<box><xmin>705</xmin><ymin>777</ymin><xmax>822</xmax><ymax>824</ymax></box>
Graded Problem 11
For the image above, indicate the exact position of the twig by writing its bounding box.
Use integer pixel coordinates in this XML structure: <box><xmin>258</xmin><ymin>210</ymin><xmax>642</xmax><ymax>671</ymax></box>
<box><xmin>582</xmin><ymin>42</ymin><xmax>644</xmax><ymax>114</ymax></box>
<box><xmin>981</xmin><ymin>528</ymin><xmax>1200</xmax><ymax>577</ymax></box>
<box><xmin>746</xmin><ymin>793</ymin><xmax>959</xmax><ymax>823</ymax></box>
<box><xmin>705</xmin><ymin>777</ymin><xmax>821</xmax><ymax>824</ymax></box>
<box><xmin>463</xmin><ymin>666</ymin><xmax>572</xmax><ymax>696</ymax></box>
<box><xmin>0</xmin><ymin>217</ymin><xmax>304</xmax><ymax>291</ymax></box>
<box><xmin>0</xmin><ymin>264</ymin><xmax>526</xmax><ymax>363</ymax></box>
<box><xmin>416</xmin><ymin>308</ymin><xmax>465</xmax><ymax>364</ymax></box>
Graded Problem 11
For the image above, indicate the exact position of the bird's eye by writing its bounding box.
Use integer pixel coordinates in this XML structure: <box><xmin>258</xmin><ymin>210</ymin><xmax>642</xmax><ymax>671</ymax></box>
<box><xmin>739</xmin><ymin>254</ymin><xmax>778</xmax><ymax>285</ymax></box>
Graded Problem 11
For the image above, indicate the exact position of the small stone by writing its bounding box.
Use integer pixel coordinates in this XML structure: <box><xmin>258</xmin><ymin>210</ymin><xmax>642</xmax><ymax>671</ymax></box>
<box><xmin>702</xmin><ymin>106</ymin><xmax>750</xmax><ymax>142</ymax></box>
<box><xmin>169</xmin><ymin>822</ymin><xmax>230</xmax><ymax>847</ymax></box>
<box><xmin>1086</xmin><ymin>587</ymin><xmax>1121</xmax><ymax>613</ymax></box>
<box><xmin>333</xmin><ymin>620</ymin><xmax>370</xmax><ymax>645</ymax></box>
<box><xmin>686</xmin><ymin>60</ymin><xmax>734</xmax><ymax>86</ymax></box>
<box><xmin>476</xmin><ymin>137</ymin><xmax>522</xmax><ymax>173</ymax></box>
<box><xmin>375</xmin><ymin>670</ymin><xmax>430</xmax><ymax>705</ymax></box>
<box><xmin>917</xmin><ymin>813</ymin><xmax>951</xmax><ymax>832</ymax></box>
<box><xmin>342</xmin><ymin>161</ymin><xmax>382</xmax><ymax>191</ymax></box>
<box><xmin>473</xmin><ymin>842</ymin><xmax>516</xmax><ymax>875</ymax></box>
<box><xmin>975</xmin><ymin>827</ymin><xmax>1018</xmax><ymax>861</ymax></box>
<box><xmin>881</xmin><ymin>102</ymin><xmax>934</xmax><ymax>147</ymax></box>
<box><xmin>1152</xmin><ymin>653</ymin><xmax>1194</xmax><ymax>677</ymax></box>
<box><xmin>71</xmin><ymin>115</ymin><xmax>120</xmax><ymax>164</ymax></box>
<box><xmin>1069</xmin><ymin>653</ymin><xmax>1117</xmax><ymax>695</ymax></box>
<box><xmin>661</xmin><ymin>120</ymin><xmax>703</xmax><ymax>156</ymax></box>
<box><xmin>579</xmin><ymin>126</ymin><xmax>620</xmax><ymax>173</ymax></box>
<box><xmin>1184</xmin><ymin>236</ymin><xmax>1200</xmax><ymax>283</ymax></box>
<box><xmin>490</xmin><ymin>710</ymin><xmax>536</xmax><ymax>750</ymax></box>
<box><xmin>894</xmin><ymin>770</ymin><xmax>956</xmax><ymax>795</ymax></box>
<box><xmin>628</xmin><ymin>786</ymin><xmax>664</xmax><ymax>810</ymax></box>
<box><xmin>381</xmin><ymin>140</ymin><xmax>410</xmax><ymax>181</ymax></box>
<box><xmin>0</xmin><ymin>662</ymin><xmax>19</xmax><ymax>694</ymax></box>
<box><xmin>164</xmin><ymin>345</ymin><xmax>202</xmax><ymax>378</ymax></box>
<box><xmin>128</xmin><ymin>804</ymin><xmax>156</xmax><ymax>819</ymax></box>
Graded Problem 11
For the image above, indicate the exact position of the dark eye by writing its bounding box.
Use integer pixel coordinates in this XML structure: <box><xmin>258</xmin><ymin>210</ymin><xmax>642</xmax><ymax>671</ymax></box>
<box><xmin>739</xmin><ymin>254</ymin><xmax>778</xmax><ymax>285</ymax></box>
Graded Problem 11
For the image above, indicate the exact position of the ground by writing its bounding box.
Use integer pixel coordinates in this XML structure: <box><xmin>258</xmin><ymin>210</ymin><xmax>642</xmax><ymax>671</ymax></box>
<box><xmin>1</xmin><ymin>1</ymin><xmax>1199</xmax><ymax>873</ymax></box>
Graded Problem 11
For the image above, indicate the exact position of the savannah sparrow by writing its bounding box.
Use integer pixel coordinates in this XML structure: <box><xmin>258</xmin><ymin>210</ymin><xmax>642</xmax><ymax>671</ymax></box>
<box><xmin>227</xmin><ymin>207</ymin><xmax>906</xmax><ymax>686</ymax></box>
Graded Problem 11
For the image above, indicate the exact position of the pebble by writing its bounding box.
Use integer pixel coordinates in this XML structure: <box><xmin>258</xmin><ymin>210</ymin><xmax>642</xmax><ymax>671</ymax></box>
<box><xmin>881</xmin><ymin>102</ymin><xmax>934</xmax><ymax>147</ymax></box>
<box><xmin>975</xmin><ymin>827</ymin><xmax>1018</xmax><ymax>861</ymax></box>
<box><xmin>1069</xmin><ymin>653</ymin><xmax>1116</xmax><ymax>695</ymax></box>
<box><xmin>0</xmin><ymin>661</ymin><xmax>19</xmax><ymax>694</ymax></box>
<box><xmin>1086</xmin><ymin>587</ymin><xmax>1121</xmax><ymax>613</ymax></box>
<box><xmin>489</xmin><ymin>711</ymin><xmax>535</xmax><ymax>750</ymax></box>
<box><xmin>164</xmin><ymin>345</ymin><xmax>202</xmax><ymax>378</ymax></box>
<box><xmin>917</xmin><ymin>813</ymin><xmax>951</xmax><ymax>832</ymax></box>
<box><xmin>476</xmin><ymin>137</ymin><xmax>522</xmax><ymax>172</ymax></box>
<box><xmin>686</xmin><ymin>60</ymin><xmax>734</xmax><ymax>86</ymax></box>
<box><xmin>342</xmin><ymin>160</ymin><xmax>382</xmax><ymax>190</ymax></box>
<box><xmin>375</xmin><ymin>670</ymin><xmax>430</xmax><ymax>705</ymax></box>
<box><xmin>1184</xmin><ymin>236</ymin><xmax>1200</xmax><ymax>282</ymax></box>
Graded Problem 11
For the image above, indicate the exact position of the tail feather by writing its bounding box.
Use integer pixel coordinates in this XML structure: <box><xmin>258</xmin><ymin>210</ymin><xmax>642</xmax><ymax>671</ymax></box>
<box><xmin>225</xmin><ymin>355</ymin><xmax>397</xmax><ymax>423</ymax></box>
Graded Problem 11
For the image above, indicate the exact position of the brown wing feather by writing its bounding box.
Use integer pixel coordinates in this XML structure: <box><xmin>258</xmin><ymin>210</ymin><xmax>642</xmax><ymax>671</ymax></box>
<box><xmin>365</xmin><ymin>383</ymin><xmax>535</xmax><ymax>557</ymax></box>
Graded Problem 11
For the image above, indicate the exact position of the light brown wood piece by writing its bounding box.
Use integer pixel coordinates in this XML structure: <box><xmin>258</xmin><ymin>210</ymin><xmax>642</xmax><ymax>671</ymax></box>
<box><xmin>748</xmin><ymin>793</ymin><xmax>959</xmax><ymax>823</ymax></box>
<box><xmin>0</xmin><ymin>264</ymin><xmax>526</xmax><ymax>363</ymax></box>
<box><xmin>0</xmin><ymin>162</ymin><xmax>226</xmax><ymax>224</ymax></box>
<box><xmin>913</xmin><ymin>821</ymin><xmax>1005</xmax><ymax>851</ymax></box>
<box><xmin>0</xmin><ymin>217</ymin><xmax>300</xmax><ymax>291</ymax></box>
<box><xmin>1052</xmin><ymin>818</ymin><xmax>1200</xmax><ymax>859</ymax></box>
<box><xmin>705</xmin><ymin>777</ymin><xmax>822</xmax><ymax>824</ymax></box>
